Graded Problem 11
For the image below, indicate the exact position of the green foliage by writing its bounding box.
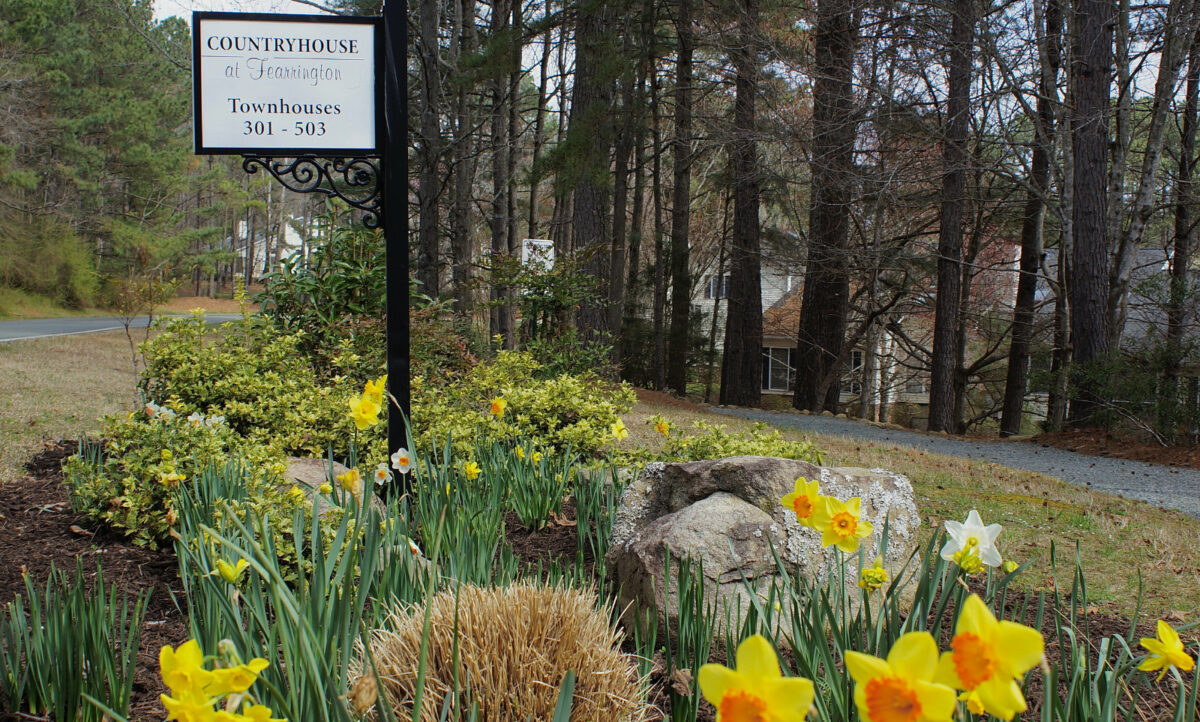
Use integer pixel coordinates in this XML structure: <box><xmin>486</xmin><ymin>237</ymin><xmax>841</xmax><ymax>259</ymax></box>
<box><xmin>412</xmin><ymin>350</ymin><xmax>637</xmax><ymax>459</ymax></box>
<box><xmin>0</xmin><ymin>560</ymin><xmax>148</xmax><ymax>722</ymax></box>
<box><xmin>62</xmin><ymin>402</ymin><xmax>297</xmax><ymax>548</ymax></box>
<box><xmin>138</xmin><ymin>313</ymin><xmax>377</xmax><ymax>459</ymax></box>
<box><xmin>642</xmin><ymin>420</ymin><xmax>824</xmax><ymax>464</ymax></box>
<box><xmin>0</xmin><ymin>216</ymin><xmax>96</xmax><ymax>308</ymax></box>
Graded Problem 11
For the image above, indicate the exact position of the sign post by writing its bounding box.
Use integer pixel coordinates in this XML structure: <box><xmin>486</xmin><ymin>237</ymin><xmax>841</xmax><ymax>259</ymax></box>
<box><xmin>193</xmin><ymin>5</ymin><xmax>409</xmax><ymax>497</ymax></box>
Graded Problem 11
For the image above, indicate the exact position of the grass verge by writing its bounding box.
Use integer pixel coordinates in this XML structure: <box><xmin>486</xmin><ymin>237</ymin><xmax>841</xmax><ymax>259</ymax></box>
<box><xmin>0</xmin><ymin>331</ymin><xmax>137</xmax><ymax>484</ymax></box>
<box><xmin>624</xmin><ymin>397</ymin><xmax>1200</xmax><ymax>621</ymax></box>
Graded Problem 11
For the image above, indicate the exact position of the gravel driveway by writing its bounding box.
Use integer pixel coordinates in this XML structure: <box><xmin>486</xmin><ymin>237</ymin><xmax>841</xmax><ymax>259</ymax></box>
<box><xmin>713</xmin><ymin>407</ymin><xmax>1200</xmax><ymax>518</ymax></box>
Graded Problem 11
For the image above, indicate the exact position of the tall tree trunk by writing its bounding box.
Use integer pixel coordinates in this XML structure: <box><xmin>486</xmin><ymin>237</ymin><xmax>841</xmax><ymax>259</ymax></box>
<box><xmin>707</xmin><ymin>190</ymin><xmax>731</xmax><ymax>403</ymax></box>
<box><xmin>794</xmin><ymin>0</ymin><xmax>858</xmax><ymax>412</ymax></box>
<box><xmin>1108</xmin><ymin>0</ymin><xmax>1199</xmax><ymax>343</ymax></box>
<box><xmin>667</xmin><ymin>0</ymin><xmax>695</xmax><ymax>395</ymax></box>
<box><xmin>528</xmin><ymin>15</ymin><xmax>552</xmax><ymax>239</ymax></box>
<box><xmin>571</xmin><ymin>0</ymin><xmax>617</xmax><ymax>341</ymax></box>
<box><xmin>927</xmin><ymin>0</ymin><xmax>974</xmax><ymax>432</ymax></box>
<box><xmin>504</xmin><ymin>0</ymin><xmax>522</xmax><ymax>346</ymax></box>
<box><xmin>720</xmin><ymin>0</ymin><xmax>763</xmax><ymax>407</ymax></box>
<box><xmin>1069</xmin><ymin>0</ymin><xmax>1115</xmax><ymax>423</ymax></box>
<box><xmin>489</xmin><ymin>0</ymin><xmax>513</xmax><ymax>343</ymax></box>
<box><xmin>622</xmin><ymin>65</ymin><xmax>649</xmax><ymax>342</ymax></box>
<box><xmin>451</xmin><ymin>0</ymin><xmax>478</xmax><ymax>318</ymax></box>
<box><xmin>608</xmin><ymin>28</ymin><xmax>638</xmax><ymax>336</ymax></box>
<box><xmin>1002</xmin><ymin>0</ymin><xmax>1061</xmax><ymax>436</ymax></box>
<box><xmin>651</xmin><ymin>65</ymin><xmax>667</xmax><ymax>391</ymax></box>
<box><xmin>1165</xmin><ymin>30</ymin><xmax>1200</xmax><ymax>435</ymax></box>
<box><xmin>417</xmin><ymin>0</ymin><xmax>442</xmax><ymax>297</ymax></box>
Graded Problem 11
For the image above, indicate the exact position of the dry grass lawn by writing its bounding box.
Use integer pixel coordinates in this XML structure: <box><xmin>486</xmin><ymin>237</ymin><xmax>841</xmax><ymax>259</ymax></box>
<box><xmin>0</xmin><ymin>330</ymin><xmax>137</xmax><ymax>483</ymax></box>
<box><xmin>623</xmin><ymin>398</ymin><xmax>1200</xmax><ymax>621</ymax></box>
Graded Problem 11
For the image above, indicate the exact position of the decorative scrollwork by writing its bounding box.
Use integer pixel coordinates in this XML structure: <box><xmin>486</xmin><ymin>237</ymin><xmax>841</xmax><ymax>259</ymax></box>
<box><xmin>242</xmin><ymin>155</ymin><xmax>383</xmax><ymax>229</ymax></box>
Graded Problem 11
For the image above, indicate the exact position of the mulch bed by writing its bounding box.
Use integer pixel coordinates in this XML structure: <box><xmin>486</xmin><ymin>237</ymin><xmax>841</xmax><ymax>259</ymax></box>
<box><xmin>1032</xmin><ymin>427</ymin><xmax>1200</xmax><ymax>472</ymax></box>
<box><xmin>0</xmin><ymin>441</ymin><xmax>188</xmax><ymax>722</ymax></box>
<box><xmin>1</xmin><ymin>442</ymin><xmax>1193</xmax><ymax>721</ymax></box>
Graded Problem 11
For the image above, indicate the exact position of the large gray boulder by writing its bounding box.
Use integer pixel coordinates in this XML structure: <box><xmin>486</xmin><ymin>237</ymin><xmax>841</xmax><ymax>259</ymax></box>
<box><xmin>606</xmin><ymin>456</ymin><xmax>920</xmax><ymax>632</ymax></box>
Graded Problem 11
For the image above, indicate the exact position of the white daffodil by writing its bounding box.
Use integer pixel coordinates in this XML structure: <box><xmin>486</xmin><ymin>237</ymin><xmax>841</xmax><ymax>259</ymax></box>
<box><xmin>390</xmin><ymin>446</ymin><xmax>412</xmax><ymax>475</ymax></box>
<box><xmin>940</xmin><ymin>509</ymin><xmax>1003</xmax><ymax>567</ymax></box>
<box><xmin>373</xmin><ymin>463</ymin><xmax>391</xmax><ymax>487</ymax></box>
<box><xmin>187</xmin><ymin>412</ymin><xmax>205</xmax><ymax>427</ymax></box>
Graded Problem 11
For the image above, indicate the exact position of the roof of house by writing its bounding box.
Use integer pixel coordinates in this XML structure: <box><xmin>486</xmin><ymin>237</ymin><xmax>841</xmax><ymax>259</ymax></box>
<box><xmin>762</xmin><ymin>290</ymin><xmax>804</xmax><ymax>340</ymax></box>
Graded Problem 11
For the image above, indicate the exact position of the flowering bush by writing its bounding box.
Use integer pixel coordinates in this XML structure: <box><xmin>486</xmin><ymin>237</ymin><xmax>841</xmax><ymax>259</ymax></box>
<box><xmin>639</xmin><ymin>419</ymin><xmax>824</xmax><ymax>464</ymax></box>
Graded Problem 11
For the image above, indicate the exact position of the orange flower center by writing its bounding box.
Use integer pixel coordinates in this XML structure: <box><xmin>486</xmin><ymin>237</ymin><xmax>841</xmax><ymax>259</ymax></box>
<box><xmin>951</xmin><ymin>632</ymin><xmax>995</xmax><ymax>689</ymax></box>
<box><xmin>792</xmin><ymin>495</ymin><xmax>814</xmax><ymax>519</ymax></box>
<box><xmin>831</xmin><ymin>511</ymin><xmax>858</xmax><ymax>538</ymax></box>
<box><xmin>718</xmin><ymin>689</ymin><xmax>770</xmax><ymax>722</ymax></box>
<box><xmin>864</xmin><ymin>675</ymin><xmax>922</xmax><ymax>722</ymax></box>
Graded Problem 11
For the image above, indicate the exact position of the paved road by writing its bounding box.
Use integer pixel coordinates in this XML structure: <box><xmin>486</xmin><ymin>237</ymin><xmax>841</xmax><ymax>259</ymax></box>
<box><xmin>0</xmin><ymin>314</ymin><xmax>242</xmax><ymax>342</ymax></box>
<box><xmin>713</xmin><ymin>407</ymin><xmax>1200</xmax><ymax>518</ymax></box>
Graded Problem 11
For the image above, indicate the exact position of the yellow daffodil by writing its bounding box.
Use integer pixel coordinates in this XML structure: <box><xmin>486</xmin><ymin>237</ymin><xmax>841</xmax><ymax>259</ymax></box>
<box><xmin>490</xmin><ymin>397</ymin><xmax>507</xmax><ymax>417</ymax></box>
<box><xmin>1138</xmin><ymin>620</ymin><xmax>1195</xmax><ymax>681</ymax></box>
<box><xmin>208</xmin><ymin>657</ymin><xmax>270</xmax><ymax>695</ymax></box>
<box><xmin>933</xmin><ymin>594</ymin><xmax>1045</xmax><ymax>720</ymax></box>
<box><xmin>655</xmin><ymin>420</ymin><xmax>671</xmax><ymax>436</ymax></box>
<box><xmin>241</xmin><ymin>703</ymin><xmax>287</xmax><ymax>722</ymax></box>
<box><xmin>286</xmin><ymin>486</ymin><xmax>305</xmax><ymax>504</ymax></box>
<box><xmin>216</xmin><ymin>558</ymin><xmax>249</xmax><ymax>585</ymax></box>
<box><xmin>1002</xmin><ymin>560</ymin><xmax>1019</xmax><ymax>574</ymax></box>
<box><xmin>347</xmin><ymin>395</ymin><xmax>381</xmax><ymax>430</ymax></box>
<box><xmin>363</xmin><ymin>375</ymin><xmax>386</xmax><ymax>406</ymax></box>
<box><xmin>390</xmin><ymin>446</ymin><xmax>412</xmax><ymax>475</ymax></box>
<box><xmin>318</xmin><ymin>483</ymin><xmax>333</xmax><ymax>495</ymax></box>
<box><xmin>846</xmin><ymin>632</ymin><xmax>957</xmax><ymax>722</ymax></box>
<box><xmin>159</xmin><ymin>471</ymin><xmax>186</xmax><ymax>488</ymax></box>
<box><xmin>859</xmin><ymin>556</ymin><xmax>889</xmax><ymax>593</ymax></box>
<box><xmin>515</xmin><ymin>446</ymin><xmax>526</xmax><ymax>460</ymax></box>
<box><xmin>463</xmin><ymin>461</ymin><xmax>481</xmax><ymax>480</ymax></box>
<box><xmin>698</xmin><ymin>634</ymin><xmax>815</xmax><ymax>721</ymax></box>
<box><xmin>160</xmin><ymin>640</ymin><xmax>216</xmax><ymax>696</ymax></box>
<box><xmin>532</xmin><ymin>450</ymin><xmax>543</xmax><ymax>463</ymax></box>
<box><xmin>611</xmin><ymin>419</ymin><xmax>629</xmax><ymax>441</ymax></box>
<box><xmin>160</xmin><ymin>690</ymin><xmax>218</xmax><ymax>721</ymax></box>
<box><xmin>780</xmin><ymin>477</ymin><xmax>822</xmax><ymax>527</ymax></box>
<box><xmin>811</xmin><ymin>496</ymin><xmax>874</xmax><ymax>554</ymax></box>
<box><xmin>337</xmin><ymin>469</ymin><xmax>363</xmax><ymax>499</ymax></box>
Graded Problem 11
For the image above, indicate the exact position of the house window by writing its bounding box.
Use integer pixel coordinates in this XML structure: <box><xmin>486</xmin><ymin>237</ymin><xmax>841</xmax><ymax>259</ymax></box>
<box><xmin>851</xmin><ymin>349</ymin><xmax>864</xmax><ymax>371</ymax></box>
<box><xmin>761</xmin><ymin>347</ymin><xmax>796</xmax><ymax>391</ymax></box>
<box><xmin>704</xmin><ymin>274</ymin><xmax>730</xmax><ymax>300</ymax></box>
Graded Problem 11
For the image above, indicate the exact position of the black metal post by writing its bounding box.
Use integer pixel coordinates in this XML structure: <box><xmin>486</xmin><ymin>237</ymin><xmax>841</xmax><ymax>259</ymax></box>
<box><xmin>382</xmin><ymin>0</ymin><xmax>411</xmax><ymax>493</ymax></box>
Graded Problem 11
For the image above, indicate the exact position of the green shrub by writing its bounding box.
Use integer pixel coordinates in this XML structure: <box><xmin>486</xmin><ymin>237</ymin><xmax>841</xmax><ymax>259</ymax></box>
<box><xmin>412</xmin><ymin>350</ymin><xmax>637</xmax><ymax>460</ymax></box>
<box><xmin>635</xmin><ymin>419</ymin><xmax>824</xmax><ymax>464</ymax></box>
<box><xmin>138</xmin><ymin>312</ymin><xmax>380</xmax><ymax>459</ymax></box>
<box><xmin>63</xmin><ymin>402</ymin><xmax>299</xmax><ymax>548</ymax></box>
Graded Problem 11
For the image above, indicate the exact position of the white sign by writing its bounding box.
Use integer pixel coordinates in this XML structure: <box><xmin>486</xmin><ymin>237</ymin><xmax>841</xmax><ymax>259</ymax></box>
<box><xmin>193</xmin><ymin>13</ymin><xmax>378</xmax><ymax>154</ymax></box>
<box><xmin>521</xmin><ymin>239</ymin><xmax>555</xmax><ymax>268</ymax></box>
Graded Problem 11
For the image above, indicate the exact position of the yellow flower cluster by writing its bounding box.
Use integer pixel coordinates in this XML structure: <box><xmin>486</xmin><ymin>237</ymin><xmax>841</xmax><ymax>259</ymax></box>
<box><xmin>159</xmin><ymin>639</ymin><xmax>286</xmax><ymax>722</ymax></box>
<box><xmin>780</xmin><ymin>477</ymin><xmax>874</xmax><ymax>554</ymax></box>
<box><xmin>700</xmin><ymin>593</ymin><xmax>1046</xmax><ymax>722</ymax></box>
<box><xmin>347</xmin><ymin>375</ymin><xmax>386</xmax><ymax>430</ymax></box>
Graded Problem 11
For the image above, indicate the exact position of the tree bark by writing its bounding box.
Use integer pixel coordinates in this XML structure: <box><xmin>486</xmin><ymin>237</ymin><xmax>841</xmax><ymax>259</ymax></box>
<box><xmin>1001</xmin><ymin>0</ymin><xmax>1061</xmax><ymax>436</ymax></box>
<box><xmin>417</xmin><ymin>0</ymin><xmax>442</xmax><ymax>297</ymax></box>
<box><xmin>451</xmin><ymin>0</ymin><xmax>478</xmax><ymax>318</ymax></box>
<box><xmin>608</xmin><ymin>27</ymin><xmax>638</xmax><ymax>336</ymax></box>
<box><xmin>794</xmin><ymin>0</ymin><xmax>858</xmax><ymax>412</ymax></box>
<box><xmin>571</xmin><ymin>0</ymin><xmax>617</xmax><ymax>340</ymax></box>
<box><xmin>489</xmin><ymin>0</ymin><xmax>512</xmax><ymax>342</ymax></box>
<box><xmin>651</xmin><ymin>64</ymin><xmax>667</xmax><ymax>391</ymax></box>
<box><xmin>1069</xmin><ymin>0</ymin><xmax>1115</xmax><ymax>423</ymax></box>
<box><xmin>927</xmin><ymin>0</ymin><xmax>974</xmax><ymax>433</ymax></box>
<box><xmin>720</xmin><ymin>0</ymin><xmax>763</xmax><ymax>407</ymax></box>
<box><xmin>667</xmin><ymin>0</ymin><xmax>695</xmax><ymax>395</ymax></box>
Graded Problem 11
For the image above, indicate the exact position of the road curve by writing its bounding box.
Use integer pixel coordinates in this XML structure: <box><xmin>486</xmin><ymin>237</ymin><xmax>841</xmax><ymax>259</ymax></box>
<box><xmin>713</xmin><ymin>407</ymin><xmax>1200</xmax><ymax>518</ymax></box>
<box><xmin>0</xmin><ymin>314</ymin><xmax>243</xmax><ymax>343</ymax></box>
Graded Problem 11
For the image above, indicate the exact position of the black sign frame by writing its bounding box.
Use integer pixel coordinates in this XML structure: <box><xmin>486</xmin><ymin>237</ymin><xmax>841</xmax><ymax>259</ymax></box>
<box><xmin>192</xmin><ymin>11</ymin><xmax>383</xmax><ymax>157</ymax></box>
